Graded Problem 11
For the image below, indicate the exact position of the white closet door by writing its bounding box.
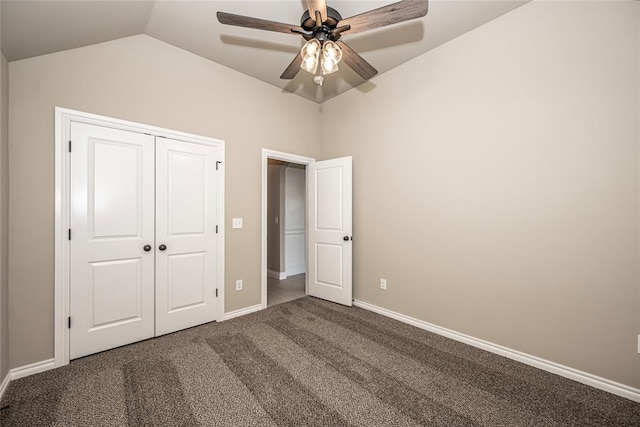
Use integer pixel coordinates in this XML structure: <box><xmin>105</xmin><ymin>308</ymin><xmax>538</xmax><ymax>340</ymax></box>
<box><xmin>70</xmin><ymin>122</ymin><xmax>155</xmax><ymax>359</ymax></box>
<box><xmin>155</xmin><ymin>137</ymin><xmax>219</xmax><ymax>335</ymax></box>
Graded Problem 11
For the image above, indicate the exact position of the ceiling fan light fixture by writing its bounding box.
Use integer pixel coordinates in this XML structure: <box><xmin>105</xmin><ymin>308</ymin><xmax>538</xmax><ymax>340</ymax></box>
<box><xmin>300</xmin><ymin>39</ymin><xmax>321</xmax><ymax>74</ymax></box>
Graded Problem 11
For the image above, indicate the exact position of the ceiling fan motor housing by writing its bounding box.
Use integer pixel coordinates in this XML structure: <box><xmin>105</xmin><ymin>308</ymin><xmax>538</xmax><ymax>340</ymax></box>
<box><xmin>300</xmin><ymin>6</ymin><xmax>343</xmax><ymax>32</ymax></box>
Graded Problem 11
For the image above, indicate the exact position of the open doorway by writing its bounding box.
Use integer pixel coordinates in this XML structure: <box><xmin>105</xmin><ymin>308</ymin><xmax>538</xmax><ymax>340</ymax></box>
<box><xmin>266</xmin><ymin>160</ymin><xmax>306</xmax><ymax>306</ymax></box>
<box><xmin>261</xmin><ymin>150</ymin><xmax>315</xmax><ymax>309</ymax></box>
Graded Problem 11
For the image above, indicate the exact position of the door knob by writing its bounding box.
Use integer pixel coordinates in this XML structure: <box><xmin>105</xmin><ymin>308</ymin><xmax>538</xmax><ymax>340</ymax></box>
<box><xmin>343</xmin><ymin>236</ymin><xmax>350</xmax><ymax>241</ymax></box>
<box><xmin>159</xmin><ymin>244</ymin><xmax>167</xmax><ymax>251</ymax></box>
<box><xmin>143</xmin><ymin>245</ymin><xmax>152</xmax><ymax>252</ymax></box>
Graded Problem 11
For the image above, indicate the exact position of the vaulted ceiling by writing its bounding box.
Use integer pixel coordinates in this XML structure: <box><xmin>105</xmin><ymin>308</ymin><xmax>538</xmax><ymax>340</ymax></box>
<box><xmin>1</xmin><ymin>1</ymin><xmax>528</xmax><ymax>103</ymax></box>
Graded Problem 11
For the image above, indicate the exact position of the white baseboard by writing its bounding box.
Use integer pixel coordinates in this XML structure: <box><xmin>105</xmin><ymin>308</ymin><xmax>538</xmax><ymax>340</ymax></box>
<box><xmin>223</xmin><ymin>303</ymin><xmax>263</xmax><ymax>321</ymax></box>
<box><xmin>10</xmin><ymin>358</ymin><xmax>56</xmax><ymax>381</ymax></box>
<box><xmin>0</xmin><ymin>358</ymin><xmax>56</xmax><ymax>400</ymax></box>
<box><xmin>0</xmin><ymin>371</ymin><xmax>10</xmax><ymax>401</ymax></box>
<box><xmin>286</xmin><ymin>265</ymin><xmax>306</xmax><ymax>276</ymax></box>
<box><xmin>353</xmin><ymin>299</ymin><xmax>640</xmax><ymax>403</ymax></box>
<box><xmin>267</xmin><ymin>269</ymin><xmax>287</xmax><ymax>280</ymax></box>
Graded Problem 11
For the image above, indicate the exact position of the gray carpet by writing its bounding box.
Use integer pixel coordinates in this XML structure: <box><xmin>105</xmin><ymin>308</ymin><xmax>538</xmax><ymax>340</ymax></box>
<box><xmin>1</xmin><ymin>297</ymin><xmax>639</xmax><ymax>426</ymax></box>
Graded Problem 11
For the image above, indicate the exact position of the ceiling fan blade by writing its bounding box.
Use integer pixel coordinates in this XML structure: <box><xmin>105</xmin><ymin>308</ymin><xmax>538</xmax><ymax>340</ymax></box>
<box><xmin>337</xmin><ymin>41</ymin><xmax>378</xmax><ymax>80</ymax></box>
<box><xmin>217</xmin><ymin>12</ymin><xmax>303</xmax><ymax>35</ymax></box>
<box><xmin>338</xmin><ymin>0</ymin><xmax>428</xmax><ymax>36</ymax></box>
<box><xmin>306</xmin><ymin>0</ymin><xmax>328</xmax><ymax>23</ymax></box>
<box><xmin>280</xmin><ymin>52</ymin><xmax>303</xmax><ymax>79</ymax></box>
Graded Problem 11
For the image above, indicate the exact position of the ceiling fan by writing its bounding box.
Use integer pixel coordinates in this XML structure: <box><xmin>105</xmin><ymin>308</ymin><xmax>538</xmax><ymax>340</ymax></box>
<box><xmin>217</xmin><ymin>0</ymin><xmax>429</xmax><ymax>85</ymax></box>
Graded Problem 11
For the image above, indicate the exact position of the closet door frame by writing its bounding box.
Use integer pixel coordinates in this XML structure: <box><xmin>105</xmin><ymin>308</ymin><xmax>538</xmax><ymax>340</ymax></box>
<box><xmin>54</xmin><ymin>107</ymin><xmax>225</xmax><ymax>368</ymax></box>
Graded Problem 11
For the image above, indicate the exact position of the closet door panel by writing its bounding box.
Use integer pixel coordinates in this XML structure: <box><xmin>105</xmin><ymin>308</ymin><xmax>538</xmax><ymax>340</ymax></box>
<box><xmin>155</xmin><ymin>138</ymin><xmax>219</xmax><ymax>335</ymax></box>
<box><xmin>70</xmin><ymin>122</ymin><xmax>155</xmax><ymax>359</ymax></box>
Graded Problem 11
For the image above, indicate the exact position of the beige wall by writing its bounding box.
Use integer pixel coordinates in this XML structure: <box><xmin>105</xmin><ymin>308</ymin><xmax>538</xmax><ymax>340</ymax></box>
<box><xmin>320</xmin><ymin>1</ymin><xmax>640</xmax><ymax>388</ymax></box>
<box><xmin>8</xmin><ymin>35</ymin><xmax>320</xmax><ymax>368</ymax></box>
<box><xmin>1</xmin><ymin>49</ymin><xmax>9</xmax><ymax>381</ymax></box>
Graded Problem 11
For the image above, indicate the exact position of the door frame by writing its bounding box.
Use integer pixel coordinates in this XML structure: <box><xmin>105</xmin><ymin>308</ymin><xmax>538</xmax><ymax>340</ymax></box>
<box><xmin>54</xmin><ymin>107</ymin><xmax>225</xmax><ymax>367</ymax></box>
<box><xmin>261</xmin><ymin>149</ymin><xmax>314</xmax><ymax>308</ymax></box>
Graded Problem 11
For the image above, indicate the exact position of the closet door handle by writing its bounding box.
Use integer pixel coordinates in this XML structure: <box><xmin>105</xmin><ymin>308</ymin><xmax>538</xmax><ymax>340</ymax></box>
<box><xmin>159</xmin><ymin>244</ymin><xmax>167</xmax><ymax>251</ymax></box>
<box><xmin>143</xmin><ymin>245</ymin><xmax>152</xmax><ymax>252</ymax></box>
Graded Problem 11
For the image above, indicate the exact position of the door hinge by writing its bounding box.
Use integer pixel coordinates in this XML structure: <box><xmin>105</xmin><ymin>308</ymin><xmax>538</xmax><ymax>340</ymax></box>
<box><xmin>215</xmin><ymin>288</ymin><xmax>218</xmax><ymax>297</ymax></box>
<box><xmin>216</xmin><ymin>161</ymin><xmax>222</xmax><ymax>171</ymax></box>
<box><xmin>68</xmin><ymin>317</ymin><xmax>71</xmax><ymax>329</ymax></box>
<box><xmin>68</xmin><ymin>140</ymin><xmax>72</xmax><ymax>152</ymax></box>
<box><xmin>216</xmin><ymin>225</ymin><xmax>218</xmax><ymax>234</ymax></box>
<box><xmin>68</xmin><ymin>229</ymin><xmax>71</xmax><ymax>240</ymax></box>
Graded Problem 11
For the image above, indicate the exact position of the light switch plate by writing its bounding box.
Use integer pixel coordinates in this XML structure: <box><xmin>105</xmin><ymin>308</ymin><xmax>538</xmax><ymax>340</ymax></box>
<box><xmin>232</xmin><ymin>218</ymin><xmax>243</xmax><ymax>229</ymax></box>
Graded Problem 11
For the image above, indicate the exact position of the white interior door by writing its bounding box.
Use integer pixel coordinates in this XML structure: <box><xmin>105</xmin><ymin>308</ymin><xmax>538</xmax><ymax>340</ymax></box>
<box><xmin>70</xmin><ymin>122</ymin><xmax>155</xmax><ymax>359</ymax></box>
<box><xmin>307</xmin><ymin>156</ymin><xmax>353</xmax><ymax>306</ymax></box>
<box><xmin>155</xmin><ymin>137</ymin><xmax>219</xmax><ymax>335</ymax></box>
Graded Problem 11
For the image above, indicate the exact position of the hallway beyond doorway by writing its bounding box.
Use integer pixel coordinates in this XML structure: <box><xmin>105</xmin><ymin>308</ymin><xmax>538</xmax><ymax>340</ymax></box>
<box><xmin>267</xmin><ymin>274</ymin><xmax>305</xmax><ymax>307</ymax></box>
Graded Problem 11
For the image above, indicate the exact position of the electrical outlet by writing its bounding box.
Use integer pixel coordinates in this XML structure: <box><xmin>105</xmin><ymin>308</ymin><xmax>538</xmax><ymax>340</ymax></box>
<box><xmin>380</xmin><ymin>278</ymin><xmax>387</xmax><ymax>290</ymax></box>
<box><xmin>637</xmin><ymin>335</ymin><xmax>640</xmax><ymax>354</ymax></box>
<box><xmin>236</xmin><ymin>279</ymin><xmax>243</xmax><ymax>291</ymax></box>
<box><xmin>232</xmin><ymin>218</ymin><xmax>243</xmax><ymax>229</ymax></box>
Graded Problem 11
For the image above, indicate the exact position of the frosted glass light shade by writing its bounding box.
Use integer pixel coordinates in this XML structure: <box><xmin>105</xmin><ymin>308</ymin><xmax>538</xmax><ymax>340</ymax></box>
<box><xmin>323</xmin><ymin>41</ymin><xmax>342</xmax><ymax>62</ymax></box>
<box><xmin>321</xmin><ymin>41</ymin><xmax>342</xmax><ymax>75</ymax></box>
<box><xmin>300</xmin><ymin>39</ymin><xmax>321</xmax><ymax>74</ymax></box>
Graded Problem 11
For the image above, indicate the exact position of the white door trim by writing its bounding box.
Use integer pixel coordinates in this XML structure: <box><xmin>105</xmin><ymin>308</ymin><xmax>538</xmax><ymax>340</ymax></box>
<box><xmin>261</xmin><ymin>149</ymin><xmax>314</xmax><ymax>309</ymax></box>
<box><xmin>54</xmin><ymin>107</ymin><xmax>225</xmax><ymax>367</ymax></box>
